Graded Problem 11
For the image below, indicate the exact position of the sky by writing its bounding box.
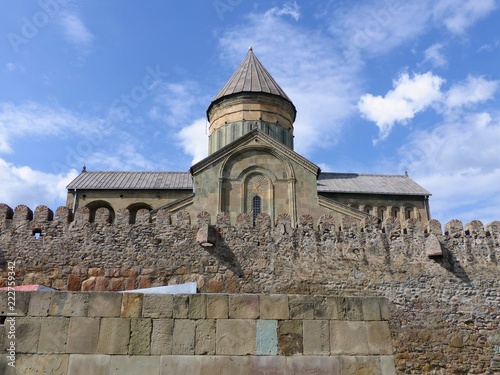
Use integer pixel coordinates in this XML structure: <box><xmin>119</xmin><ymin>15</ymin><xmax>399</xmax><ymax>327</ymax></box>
<box><xmin>1</xmin><ymin>0</ymin><xmax>499</xmax><ymax>226</ymax></box>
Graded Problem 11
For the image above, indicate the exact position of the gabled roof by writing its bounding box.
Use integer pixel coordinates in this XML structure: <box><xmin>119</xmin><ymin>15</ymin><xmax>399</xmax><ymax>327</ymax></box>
<box><xmin>317</xmin><ymin>173</ymin><xmax>431</xmax><ymax>196</ymax></box>
<box><xmin>66</xmin><ymin>171</ymin><xmax>192</xmax><ymax>190</ymax></box>
<box><xmin>190</xmin><ymin>129</ymin><xmax>320</xmax><ymax>177</ymax></box>
<box><xmin>210</xmin><ymin>48</ymin><xmax>293</xmax><ymax>104</ymax></box>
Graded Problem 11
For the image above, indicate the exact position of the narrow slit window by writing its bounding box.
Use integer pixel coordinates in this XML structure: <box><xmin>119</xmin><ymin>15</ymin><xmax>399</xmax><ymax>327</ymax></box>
<box><xmin>252</xmin><ymin>195</ymin><xmax>261</xmax><ymax>225</ymax></box>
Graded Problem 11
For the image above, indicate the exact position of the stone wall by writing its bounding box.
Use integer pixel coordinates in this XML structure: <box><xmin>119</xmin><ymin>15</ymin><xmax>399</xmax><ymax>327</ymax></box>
<box><xmin>0</xmin><ymin>291</ymin><xmax>394</xmax><ymax>375</ymax></box>
<box><xmin>1</xmin><ymin>203</ymin><xmax>500</xmax><ymax>373</ymax></box>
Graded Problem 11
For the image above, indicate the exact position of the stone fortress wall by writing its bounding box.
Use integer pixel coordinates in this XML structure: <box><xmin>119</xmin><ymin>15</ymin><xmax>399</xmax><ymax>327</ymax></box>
<box><xmin>1</xmin><ymin>203</ymin><xmax>500</xmax><ymax>374</ymax></box>
<box><xmin>0</xmin><ymin>291</ymin><xmax>394</xmax><ymax>374</ymax></box>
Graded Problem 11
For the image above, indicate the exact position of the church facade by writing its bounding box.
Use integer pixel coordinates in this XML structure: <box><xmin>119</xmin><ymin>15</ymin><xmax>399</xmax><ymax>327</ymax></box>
<box><xmin>66</xmin><ymin>48</ymin><xmax>431</xmax><ymax>227</ymax></box>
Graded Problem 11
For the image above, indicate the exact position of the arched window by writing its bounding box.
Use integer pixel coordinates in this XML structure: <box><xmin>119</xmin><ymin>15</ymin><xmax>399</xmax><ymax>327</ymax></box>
<box><xmin>405</xmin><ymin>207</ymin><xmax>413</xmax><ymax>220</ymax></box>
<box><xmin>379</xmin><ymin>207</ymin><xmax>386</xmax><ymax>221</ymax></box>
<box><xmin>365</xmin><ymin>205</ymin><xmax>372</xmax><ymax>215</ymax></box>
<box><xmin>252</xmin><ymin>195</ymin><xmax>261</xmax><ymax>224</ymax></box>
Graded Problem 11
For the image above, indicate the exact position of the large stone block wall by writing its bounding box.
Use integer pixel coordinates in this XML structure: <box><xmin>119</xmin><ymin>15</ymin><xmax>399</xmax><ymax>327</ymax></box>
<box><xmin>0</xmin><ymin>291</ymin><xmax>394</xmax><ymax>375</ymax></box>
<box><xmin>1</xmin><ymin>203</ymin><xmax>500</xmax><ymax>373</ymax></box>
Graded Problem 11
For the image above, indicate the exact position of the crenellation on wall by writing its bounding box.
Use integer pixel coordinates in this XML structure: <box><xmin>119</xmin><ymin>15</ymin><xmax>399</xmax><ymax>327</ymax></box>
<box><xmin>1</xmin><ymin>203</ymin><xmax>499</xmax><ymax>373</ymax></box>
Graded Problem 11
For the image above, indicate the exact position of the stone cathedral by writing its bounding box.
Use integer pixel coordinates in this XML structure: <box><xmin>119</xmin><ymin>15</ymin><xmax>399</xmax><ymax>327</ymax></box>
<box><xmin>65</xmin><ymin>48</ymin><xmax>431</xmax><ymax>227</ymax></box>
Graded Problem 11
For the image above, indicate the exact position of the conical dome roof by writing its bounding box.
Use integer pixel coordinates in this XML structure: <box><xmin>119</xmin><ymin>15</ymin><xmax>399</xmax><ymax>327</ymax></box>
<box><xmin>211</xmin><ymin>48</ymin><xmax>293</xmax><ymax>104</ymax></box>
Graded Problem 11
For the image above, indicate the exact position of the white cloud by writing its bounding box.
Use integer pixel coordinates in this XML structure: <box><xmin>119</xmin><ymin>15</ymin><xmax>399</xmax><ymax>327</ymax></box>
<box><xmin>399</xmin><ymin>112</ymin><xmax>500</xmax><ymax>224</ymax></box>
<box><xmin>265</xmin><ymin>2</ymin><xmax>301</xmax><ymax>21</ymax></box>
<box><xmin>433</xmin><ymin>0</ymin><xmax>498</xmax><ymax>34</ymax></box>
<box><xmin>445</xmin><ymin>76</ymin><xmax>499</xmax><ymax>109</ymax></box>
<box><xmin>218</xmin><ymin>6</ymin><xmax>363</xmax><ymax>156</ymax></box>
<box><xmin>0</xmin><ymin>101</ymin><xmax>104</xmax><ymax>154</ymax></box>
<box><xmin>0</xmin><ymin>158</ymin><xmax>78</xmax><ymax>210</ymax></box>
<box><xmin>176</xmin><ymin>118</ymin><xmax>209</xmax><ymax>165</ymax></box>
<box><xmin>358</xmin><ymin>72</ymin><xmax>445</xmax><ymax>139</ymax></box>
<box><xmin>423</xmin><ymin>43</ymin><xmax>447</xmax><ymax>68</ymax></box>
<box><xmin>58</xmin><ymin>11</ymin><xmax>94</xmax><ymax>53</ymax></box>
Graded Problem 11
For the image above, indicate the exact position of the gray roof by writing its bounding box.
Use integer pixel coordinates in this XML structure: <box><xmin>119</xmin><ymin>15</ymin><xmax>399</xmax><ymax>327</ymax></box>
<box><xmin>66</xmin><ymin>172</ymin><xmax>192</xmax><ymax>190</ymax></box>
<box><xmin>211</xmin><ymin>48</ymin><xmax>292</xmax><ymax>103</ymax></box>
<box><xmin>317</xmin><ymin>173</ymin><xmax>431</xmax><ymax>196</ymax></box>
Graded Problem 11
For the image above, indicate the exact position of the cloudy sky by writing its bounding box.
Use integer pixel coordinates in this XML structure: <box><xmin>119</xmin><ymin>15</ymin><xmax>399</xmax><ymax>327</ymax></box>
<box><xmin>1</xmin><ymin>0</ymin><xmax>499</xmax><ymax>225</ymax></box>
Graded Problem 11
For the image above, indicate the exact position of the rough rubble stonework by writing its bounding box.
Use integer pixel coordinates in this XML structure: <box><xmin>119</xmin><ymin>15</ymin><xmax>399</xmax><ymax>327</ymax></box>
<box><xmin>0</xmin><ymin>203</ymin><xmax>499</xmax><ymax>374</ymax></box>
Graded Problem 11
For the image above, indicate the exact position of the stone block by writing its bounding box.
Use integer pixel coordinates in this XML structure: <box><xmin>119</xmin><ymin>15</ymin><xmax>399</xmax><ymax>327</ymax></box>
<box><xmin>129</xmin><ymin>318</ymin><xmax>152</xmax><ymax>355</ymax></box>
<box><xmin>379</xmin><ymin>298</ymin><xmax>390</xmax><ymax>320</ymax></box>
<box><xmin>97</xmin><ymin>318</ymin><xmax>130</xmax><ymax>354</ymax></box>
<box><xmin>229</xmin><ymin>294</ymin><xmax>260</xmax><ymax>319</ymax></box>
<box><xmin>195</xmin><ymin>319</ymin><xmax>216</xmax><ymax>355</ymax></box>
<box><xmin>68</xmin><ymin>354</ymin><xmax>110</xmax><ymax>375</ymax></box>
<box><xmin>336</xmin><ymin>297</ymin><xmax>363</xmax><ymax>320</ymax></box>
<box><xmin>330</xmin><ymin>321</ymin><xmax>369</xmax><ymax>355</ymax></box>
<box><xmin>142</xmin><ymin>294</ymin><xmax>173</xmax><ymax>318</ymax></box>
<box><xmin>367</xmin><ymin>321</ymin><xmax>393</xmax><ymax>354</ymax></box>
<box><xmin>198</xmin><ymin>356</ymin><xmax>251</xmax><ymax>375</ymax></box>
<box><xmin>28</xmin><ymin>291</ymin><xmax>53</xmax><ymax>316</ymax></box>
<box><xmin>110</xmin><ymin>355</ymin><xmax>160</xmax><ymax>374</ymax></box>
<box><xmin>172</xmin><ymin>295</ymin><xmax>189</xmax><ymax>318</ymax></box>
<box><xmin>289</xmin><ymin>295</ymin><xmax>315</xmax><ymax>319</ymax></box>
<box><xmin>286</xmin><ymin>356</ymin><xmax>341</xmax><ymax>375</ymax></box>
<box><xmin>38</xmin><ymin>317</ymin><xmax>69</xmax><ymax>353</ymax></box>
<box><xmin>303</xmin><ymin>320</ymin><xmax>330</xmax><ymax>355</ymax></box>
<box><xmin>161</xmin><ymin>355</ymin><xmax>201</xmax><ymax>375</ymax></box>
<box><xmin>49</xmin><ymin>292</ymin><xmax>90</xmax><ymax>317</ymax></box>
<box><xmin>216</xmin><ymin>319</ymin><xmax>256</xmax><ymax>355</ymax></box>
<box><xmin>189</xmin><ymin>294</ymin><xmax>206</xmax><ymax>319</ymax></box>
<box><xmin>15</xmin><ymin>354</ymin><xmax>69</xmax><ymax>375</ymax></box>
<box><xmin>206</xmin><ymin>294</ymin><xmax>228</xmax><ymax>318</ymax></box>
<box><xmin>426</xmin><ymin>233</ymin><xmax>443</xmax><ymax>257</ymax></box>
<box><xmin>313</xmin><ymin>297</ymin><xmax>337</xmax><ymax>320</ymax></box>
<box><xmin>88</xmin><ymin>292</ymin><xmax>122</xmax><ymax>317</ymax></box>
<box><xmin>172</xmin><ymin>319</ymin><xmax>195</xmax><ymax>354</ymax></box>
<box><xmin>0</xmin><ymin>291</ymin><xmax>30</xmax><ymax>316</ymax></box>
<box><xmin>380</xmin><ymin>355</ymin><xmax>397</xmax><ymax>375</ymax></box>
<box><xmin>339</xmin><ymin>355</ymin><xmax>382</xmax><ymax>375</ymax></box>
<box><xmin>121</xmin><ymin>292</ymin><xmax>143</xmax><ymax>318</ymax></box>
<box><xmin>249</xmin><ymin>356</ymin><xmax>286</xmax><ymax>375</ymax></box>
<box><xmin>260</xmin><ymin>295</ymin><xmax>289</xmax><ymax>319</ymax></box>
<box><xmin>256</xmin><ymin>320</ymin><xmax>278</xmax><ymax>355</ymax></box>
<box><xmin>15</xmin><ymin>317</ymin><xmax>42</xmax><ymax>353</ymax></box>
<box><xmin>66</xmin><ymin>317</ymin><xmax>100</xmax><ymax>354</ymax></box>
<box><xmin>362</xmin><ymin>297</ymin><xmax>382</xmax><ymax>321</ymax></box>
<box><xmin>278</xmin><ymin>320</ymin><xmax>303</xmax><ymax>356</ymax></box>
<box><xmin>151</xmin><ymin>319</ymin><xmax>174</xmax><ymax>355</ymax></box>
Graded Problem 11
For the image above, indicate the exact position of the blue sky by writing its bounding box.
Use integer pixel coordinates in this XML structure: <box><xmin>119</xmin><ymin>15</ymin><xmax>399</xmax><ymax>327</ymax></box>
<box><xmin>1</xmin><ymin>0</ymin><xmax>499</xmax><ymax>225</ymax></box>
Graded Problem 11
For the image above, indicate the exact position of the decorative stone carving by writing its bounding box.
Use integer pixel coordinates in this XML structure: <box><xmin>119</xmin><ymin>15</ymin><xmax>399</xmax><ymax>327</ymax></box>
<box><xmin>341</xmin><ymin>216</ymin><xmax>358</xmax><ymax>233</ymax></box>
<box><xmin>176</xmin><ymin>210</ymin><xmax>191</xmax><ymax>226</ymax></box>
<box><xmin>298</xmin><ymin>214</ymin><xmax>314</xmax><ymax>230</ymax></box>
<box><xmin>216</xmin><ymin>212</ymin><xmax>231</xmax><ymax>227</ymax></box>
<box><xmin>236</xmin><ymin>213</ymin><xmax>252</xmax><ymax>229</ymax></box>
<box><xmin>197</xmin><ymin>211</ymin><xmax>211</xmax><ymax>226</ymax></box>
<box><xmin>256</xmin><ymin>213</ymin><xmax>271</xmax><ymax>230</ymax></box>
<box><xmin>318</xmin><ymin>214</ymin><xmax>335</xmax><ymax>232</ymax></box>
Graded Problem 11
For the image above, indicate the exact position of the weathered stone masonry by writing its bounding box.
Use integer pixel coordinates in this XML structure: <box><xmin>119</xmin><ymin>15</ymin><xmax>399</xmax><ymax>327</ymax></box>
<box><xmin>0</xmin><ymin>292</ymin><xmax>394</xmax><ymax>374</ymax></box>
<box><xmin>1</xmin><ymin>203</ymin><xmax>500</xmax><ymax>373</ymax></box>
